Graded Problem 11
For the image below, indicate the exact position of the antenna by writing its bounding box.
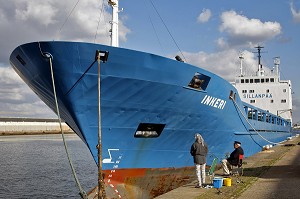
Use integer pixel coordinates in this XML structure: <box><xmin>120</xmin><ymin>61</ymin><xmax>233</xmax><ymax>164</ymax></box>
<box><xmin>274</xmin><ymin>56</ymin><xmax>280</xmax><ymax>77</ymax></box>
<box><xmin>239</xmin><ymin>52</ymin><xmax>244</xmax><ymax>76</ymax></box>
<box><xmin>253</xmin><ymin>46</ymin><xmax>268</xmax><ymax>76</ymax></box>
<box><xmin>254</xmin><ymin>46</ymin><xmax>265</xmax><ymax>70</ymax></box>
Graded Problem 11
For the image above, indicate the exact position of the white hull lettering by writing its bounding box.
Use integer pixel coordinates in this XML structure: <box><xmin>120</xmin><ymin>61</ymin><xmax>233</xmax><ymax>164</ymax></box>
<box><xmin>201</xmin><ymin>95</ymin><xmax>207</xmax><ymax>103</ymax></box>
<box><xmin>201</xmin><ymin>95</ymin><xmax>226</xmax><ymax>109</ymax></box>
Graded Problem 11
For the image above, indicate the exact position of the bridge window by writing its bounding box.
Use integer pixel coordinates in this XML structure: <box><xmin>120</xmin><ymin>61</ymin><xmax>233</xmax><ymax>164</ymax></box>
<box><xmin>248</xmin><ymin>109</ymin><xmax>253</xmax><ymax>119</ymax></box>
<box><xmin>258</xmin><ymin>112</ymin><xmax>263</xmax><ymax>121</ymax></box>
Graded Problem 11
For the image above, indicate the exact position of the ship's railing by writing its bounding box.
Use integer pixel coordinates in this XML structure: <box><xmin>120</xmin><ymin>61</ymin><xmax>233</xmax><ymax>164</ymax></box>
<box><xmin>242</xmin><ymin>102</ymin><xmax>292</xmax><ymax>128</ymax></box>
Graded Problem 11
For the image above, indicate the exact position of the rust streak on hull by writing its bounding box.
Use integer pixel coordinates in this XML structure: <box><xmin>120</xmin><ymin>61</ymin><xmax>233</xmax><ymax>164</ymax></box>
<box><xmin>88</xmin><ymin>166</ymin><xmax>195</xmax><ymax>199</ymax></box>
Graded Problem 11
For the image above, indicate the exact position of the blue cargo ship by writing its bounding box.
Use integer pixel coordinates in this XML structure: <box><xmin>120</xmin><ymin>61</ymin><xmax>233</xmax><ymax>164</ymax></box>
<box><xmin>9</xmin><ymin>1</ymin><xmax>293</xmax><ymax>198</ymax></box>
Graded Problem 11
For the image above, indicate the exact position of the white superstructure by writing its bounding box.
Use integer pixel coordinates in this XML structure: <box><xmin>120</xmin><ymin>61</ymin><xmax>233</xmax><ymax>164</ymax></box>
<box><xmin>233</xmin><ymin>46</ymin><xmax>292</xmax><ymax>122</ymax></box>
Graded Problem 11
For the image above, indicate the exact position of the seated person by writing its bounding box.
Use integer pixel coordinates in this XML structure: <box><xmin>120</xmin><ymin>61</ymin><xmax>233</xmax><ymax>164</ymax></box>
<box><xmin>221</xmin><ymin>141</ymin><xmax>244</xmax><ymax>176</ymax></box>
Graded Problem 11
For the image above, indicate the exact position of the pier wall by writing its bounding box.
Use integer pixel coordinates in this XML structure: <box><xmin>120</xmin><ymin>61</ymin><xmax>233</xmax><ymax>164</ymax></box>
<box><xmin>0</xmin><ymin>118</ymin><xmax>73</xmax><ymax>134</ymax></box>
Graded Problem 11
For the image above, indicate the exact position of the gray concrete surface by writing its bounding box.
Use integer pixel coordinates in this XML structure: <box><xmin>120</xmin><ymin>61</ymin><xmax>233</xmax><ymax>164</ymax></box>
<box><xmin>238</xmin><ymin>140</ymin><xmax>300</xmax><ymax>199</ymax></box>
<box><xmin>155</xmin><ymin>135</ymin><xmax>300</xmax><ymax>199</ymax></box>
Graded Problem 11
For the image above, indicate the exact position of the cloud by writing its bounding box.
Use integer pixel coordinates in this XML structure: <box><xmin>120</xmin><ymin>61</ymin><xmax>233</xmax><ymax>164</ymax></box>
<box><xmin>216</xmin><ymin>37</ymin><xmax>229</xmax><ymax>49</ymax></box>
<box><xmin>0</xmin><ymin>0</ymin><xmax>130</xmax><ymax>118</ymax></box>
<box><xmin>0</xmin><ymin>0</ymin><xmax>130</xmax><ymax>61</ymax></box>
<box><xmin>15</xmin><ymin>1</ymin><xmax>58</xmax><ymax>26</ymax></box>
<box><xmin>218</xmin><ymin>10</ymin><xmax>281</xmax><ymax>48</ymax></box>
<box><xmin>290</xmin><ymin>2</ymin><xmax>300</xmax><ymax>23</ymax></box>
<box><xmin>0</xmin><ymin>66</ymin><xmax>56</xmax><ymax>118</ymax></box>
<box><xmin>197</xmin><ymin>9</ymin><xmax>212</xmax><ymax>23</ymax></box>
<box><xmin>182</xmin><ymin>49</ymin><xmax>257</xmax><ymax>81</ymax></box>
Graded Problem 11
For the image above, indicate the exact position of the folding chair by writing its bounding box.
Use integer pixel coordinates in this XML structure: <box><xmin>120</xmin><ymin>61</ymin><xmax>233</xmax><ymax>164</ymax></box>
<box><xmin>231</xmin><ymin>154</ymin><xmax>244</xmax><ymax>183</ymax></box>
<box><xmin>207</xmin><ymin>157</ymin><xmax>218</xmax><ymax>183</ymax></box>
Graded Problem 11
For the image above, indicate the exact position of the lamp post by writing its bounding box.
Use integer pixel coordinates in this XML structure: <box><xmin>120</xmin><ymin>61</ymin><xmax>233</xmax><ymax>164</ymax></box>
<box><xmin>95</xmin><ymin>50</ymin><xmax>109</xmax><ymax>199</ymax></box>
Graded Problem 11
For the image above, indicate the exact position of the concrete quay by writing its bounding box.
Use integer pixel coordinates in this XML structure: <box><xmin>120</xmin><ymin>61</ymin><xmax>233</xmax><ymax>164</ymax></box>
<box><xmin>155</xmin><ymin>135</ymin><xmax>300</xmax><ymax>199</ymax></box>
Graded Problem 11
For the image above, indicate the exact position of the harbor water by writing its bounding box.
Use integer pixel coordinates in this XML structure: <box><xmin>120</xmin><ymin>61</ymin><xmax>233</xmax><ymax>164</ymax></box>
<box><xmin>0</xmin><ymin>134</ymin><xmax>97</xmax><ymax>199</ymax></box>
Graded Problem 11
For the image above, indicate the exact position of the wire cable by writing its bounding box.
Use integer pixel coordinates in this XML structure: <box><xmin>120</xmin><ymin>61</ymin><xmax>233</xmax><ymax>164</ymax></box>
<box><xmin>56</xmin><ymin>0</ymin><xmax>81</xmax><ymax>40</ymax></box>
<box><xmin>149</xmin><ymin>0</ymin><xmax>187</xmax><ymax>62</ymax></box>
<box><xmin>230</xmin><ymin>95</ymin><xmax>286</xmax><ymax>146</ymax></box>
<box><xmin>94</xmin><ymin>0</ymin><xmax>107</xmax><ymax>43</ymax></box>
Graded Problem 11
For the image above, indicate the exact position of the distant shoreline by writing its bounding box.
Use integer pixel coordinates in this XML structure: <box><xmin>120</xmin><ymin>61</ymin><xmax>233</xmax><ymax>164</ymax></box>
<box><xmin>0</xmin><ymin>131</ymin><xmax>74</xmax><ymax>136</ymax></box>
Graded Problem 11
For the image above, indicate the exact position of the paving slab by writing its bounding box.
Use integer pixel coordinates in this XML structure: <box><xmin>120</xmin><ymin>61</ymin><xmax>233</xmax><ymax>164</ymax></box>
<box><xmin>238</xmin><ymin>139</ymin><xmax>300</xmax><ymax>199</ymax></box>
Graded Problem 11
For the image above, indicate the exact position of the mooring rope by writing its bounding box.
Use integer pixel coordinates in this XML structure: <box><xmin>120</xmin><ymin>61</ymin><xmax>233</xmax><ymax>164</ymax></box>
<box><xmin>230</xmin><ymin>95</ymin><xmax>285</xmax><ymax>146</ymax></box>
<box><xmin>40</xmin><ymin>45</ymin><xmax>88</xmax><ymax>198</ymax></box>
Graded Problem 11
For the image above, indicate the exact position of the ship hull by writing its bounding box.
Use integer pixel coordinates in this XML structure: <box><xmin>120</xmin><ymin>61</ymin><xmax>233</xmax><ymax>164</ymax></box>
<box><xmin>10</xmin><ymin>41</ymin><xmax>292</xmax><ymax>198</ymax></box>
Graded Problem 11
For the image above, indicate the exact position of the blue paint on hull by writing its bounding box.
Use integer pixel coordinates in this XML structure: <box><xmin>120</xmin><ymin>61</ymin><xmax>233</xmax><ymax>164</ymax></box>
<box><xmin>10</xmin><ymin>41</ymin><xmax>292</xmax><ymax>171</ymax></box>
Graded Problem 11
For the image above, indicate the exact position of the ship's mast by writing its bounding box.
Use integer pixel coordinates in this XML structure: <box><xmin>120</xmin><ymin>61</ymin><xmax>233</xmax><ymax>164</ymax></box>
<box><xmin>239</xmin><ymin>53</ymin><xmax>244</xmax><ymax>76</ymax></box>
<box><xmin>108</xmin><ymin>0</ymin><xmax>119</xmax><ymax>47</ymax></box>
<box><xmin>255</xmin><ymin>45</ymin><xmax>265</xmax><ymax>76</ymax></box>
<box><xmin>274</xmin><ymin>56</ymin><xmax>280</xmax><ymax>77</ymax></box>
<box><xmin>255</xmin><ymin>45</ymin><xmax>264</xmax><ymax>70</ymax></box>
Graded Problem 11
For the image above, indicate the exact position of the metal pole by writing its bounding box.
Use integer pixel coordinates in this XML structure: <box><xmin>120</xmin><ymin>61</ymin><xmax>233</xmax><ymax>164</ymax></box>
<box><xmin>97</xmin><ymin>55</ymin><xmax>106</xmax><ymax>199</ymax></box>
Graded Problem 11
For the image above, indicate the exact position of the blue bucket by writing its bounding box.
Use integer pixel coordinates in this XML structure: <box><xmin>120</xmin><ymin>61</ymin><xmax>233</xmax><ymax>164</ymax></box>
<box><xmin>213</xmin><ymin>177</ymin><xmax>223</xmax><ymax>188</ymax></box>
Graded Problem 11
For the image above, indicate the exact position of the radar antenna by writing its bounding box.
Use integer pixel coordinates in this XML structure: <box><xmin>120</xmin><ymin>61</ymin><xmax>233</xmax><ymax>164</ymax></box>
<box><xmin>255</xmin><ymin>46</ymin><xmax>263</xmax><ymax>70</ymax></box>
<box><xmin>254</xmin><ymin>45</ymin><xmax>267</xmax><ymax>71</ymax></box>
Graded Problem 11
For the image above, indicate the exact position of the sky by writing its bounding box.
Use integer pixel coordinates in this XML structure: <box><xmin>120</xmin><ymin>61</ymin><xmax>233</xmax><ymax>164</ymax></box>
<box><xmin>0</xmin><ymin>0</ymin><xmax>300</xmax><ymax>124</ymax></box>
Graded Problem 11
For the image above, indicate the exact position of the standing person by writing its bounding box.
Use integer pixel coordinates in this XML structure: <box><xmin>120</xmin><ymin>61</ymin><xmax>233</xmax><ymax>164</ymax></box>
<box><xmin>221</xmin><ymin>141</ymin><xmax>244</xmax><ymax>176</ymax></box>
<box><xmin>190</xmin><ymin>133</ymin><xmax>208</xmax><ymax>188</ymax></box>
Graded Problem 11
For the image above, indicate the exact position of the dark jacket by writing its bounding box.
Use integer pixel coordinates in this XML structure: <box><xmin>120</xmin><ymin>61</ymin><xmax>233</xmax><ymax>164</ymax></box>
<box><xmin>190</xmin><ymin>141</ymin><xmax>208</xmax><ymax>165</ymax></box>
<box><xmin>227</xmin><ymin>146</ymin><xmax>244</xmax><ymax>166</ymax></box>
